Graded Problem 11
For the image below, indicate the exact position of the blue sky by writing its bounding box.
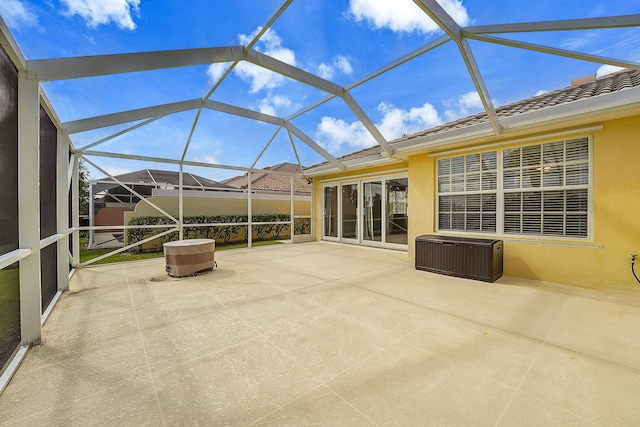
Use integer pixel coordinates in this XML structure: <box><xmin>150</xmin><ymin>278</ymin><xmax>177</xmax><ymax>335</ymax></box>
<box><xmin>2</xmin><ymin>0</ymin><xmax>640</xmax><ymax>181</ymax></box>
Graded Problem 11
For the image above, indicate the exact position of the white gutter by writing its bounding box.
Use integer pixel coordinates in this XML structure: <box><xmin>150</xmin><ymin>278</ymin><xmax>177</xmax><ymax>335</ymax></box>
<box><xmin>305</xmin><ymin>153</ymin><xmax>402</xmax><ymax>177</ymax></box>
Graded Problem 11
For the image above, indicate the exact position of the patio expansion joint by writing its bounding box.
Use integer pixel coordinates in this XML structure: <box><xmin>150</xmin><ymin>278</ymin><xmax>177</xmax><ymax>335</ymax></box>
<box><xmin>341</xmin><ymin>278</ymin><xmax>640</xmax><ymax>375</ymax></box>
<box><xmin>124</xmin><ymin>266</ymin><xmax>168</xmax><ymax>427</ymax></box>
<box><xmin>307</xmin><ymin>317</ymin><xmax>520</xmax><ymax>425</ymax></box>
<box><xmin>224</xmin><ymin>297</ymin><xmax>381</xmax><ymax>426</ymax></box>
<box><xmin>247</xmin><ymin>383</ymin><xmax>380</xmax><ymax>427</ymax></box>
<box><xmin>0</xmin><ymin>337</ymin><xmax>158</xmax><ymax>425</ymax></box>
<box><xmin>491</xmin><ymin>315</ymin><xmax>561</xmax><ymax>426</ymax></box>
<box><xmin>492</xmin><ymin>341</ymin><xmax>598</xmax><ymax>426</ymax></box>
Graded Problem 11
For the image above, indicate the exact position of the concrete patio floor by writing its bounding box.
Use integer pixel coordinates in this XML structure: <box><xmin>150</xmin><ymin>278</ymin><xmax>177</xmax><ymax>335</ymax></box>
<box><xmin>1</xmin><ymin>241</ymin><xmax>640</xmax><ymax>426</ymax></box>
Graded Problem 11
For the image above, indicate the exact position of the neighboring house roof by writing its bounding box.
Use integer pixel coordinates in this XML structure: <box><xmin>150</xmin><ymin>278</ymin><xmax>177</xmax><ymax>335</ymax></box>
<box><xmin>223</xmin><ymin>162</ymin><xmax>311</xmax><ymax>195</ymax></box>
<box><xmin>93</xmin><ymin>169</ymin><xmax>234</xmax><ymax>194</ymax></box>
<box><xmin>306</xmin><ymin>69</ymin><xmax>640</xmax><ymax>174</ymax></box>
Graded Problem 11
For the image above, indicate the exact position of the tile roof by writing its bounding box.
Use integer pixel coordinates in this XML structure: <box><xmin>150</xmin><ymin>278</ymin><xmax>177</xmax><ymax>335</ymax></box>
<box><xmin>307</xmin><ymin>69</ymin><xmax>640</xmax><ymax>170</ymax></box>
<box><xmin>397</xmin><ymin>68</ymin><xmax>640</xmax><ymax>143</ymax></box>
<box><xmin>223</xmin><ymin>162</ymin><xmax>312</xmax><ymax>195</ymax></box>
<box><xmin>93</xmin><ymin>169</ymin><xmax>233</xmax><ymax>193</ymax></box>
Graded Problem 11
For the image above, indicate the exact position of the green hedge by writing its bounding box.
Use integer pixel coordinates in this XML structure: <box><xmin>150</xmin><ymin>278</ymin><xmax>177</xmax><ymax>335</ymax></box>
<box><xmin>126</xmin><ymin>214</ymin><xmax>311</xmax><ymax>252</ymax></box>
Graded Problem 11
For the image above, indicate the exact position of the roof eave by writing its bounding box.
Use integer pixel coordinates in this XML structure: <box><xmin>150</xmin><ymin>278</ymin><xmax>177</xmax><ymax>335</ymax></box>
<box><xmin>305</xmin><ymin>83</ymin><xmax>640</xmax><ymax>177</ymax></box>
<box><xmin>304</xmin><ymin>154</ymin><xmax>402</xmax><ymax>177</ymax></box>
<box><xmin>394</xmin><ymin>85</ymin><xmax>640</xmax><ymax>156</ymax></box>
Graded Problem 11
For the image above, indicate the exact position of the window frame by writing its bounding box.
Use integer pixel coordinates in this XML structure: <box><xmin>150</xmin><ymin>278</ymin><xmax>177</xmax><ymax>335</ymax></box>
<box><xmin>435</xmin><ymin>136</ymin><xmax>593</xmax><ymax>241</ymax></box>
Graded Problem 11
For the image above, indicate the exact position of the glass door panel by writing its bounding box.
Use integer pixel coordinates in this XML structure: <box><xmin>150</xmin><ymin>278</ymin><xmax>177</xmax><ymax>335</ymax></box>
<box><xmin>386</xmin><ymin>178</ymin><xmax>408</xmax><ymax>245</ymax></box>
<box><xmin>341</xmin><ymin>183</ymin><xmax>358</xmax><ymax>241</ymax></box>
<box><xmin>363</xmin><ymin>181</ymin><xmax>383</xmax><ymax>242</ymax></box>
<box><xmin>323</xmin><ymin>185</ymin><xmax>338</xmax><ymax>238</ymax></box>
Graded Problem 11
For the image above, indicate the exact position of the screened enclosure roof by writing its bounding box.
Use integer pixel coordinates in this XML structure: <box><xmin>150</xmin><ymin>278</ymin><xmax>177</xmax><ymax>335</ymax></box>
<box><xmin>2</xmin><ymin>1</ymin><xmax>640</xmax><ymax>181</ymax></box>
<box><xmin>92</xmin><ymin>169</ymin><xmax>234</xmax><ymax>194</ymax></box>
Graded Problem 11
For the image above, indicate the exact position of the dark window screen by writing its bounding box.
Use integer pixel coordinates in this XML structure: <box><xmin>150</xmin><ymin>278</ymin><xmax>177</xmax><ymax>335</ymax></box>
<box><xmin>40</xmin><ymin>244</ymin><xmax>57</xmax><ymax>311</ymax></box>
<box><xmin>0</xmin><ymin>43</ymin><xmax>19</xmax><ymax>255</ymax></box>
<box><xmin>0</xmin><ymin>45</ymin><xmax>21</xmax><ymax>370</ymax></box>
<box><xmin>40</xmin><ymin>107</ymin><xmax>58</xmax><ymax>310</ymax></box>
<box><xmin>40</xmin><ymin>106</ymin><xmax>57</xmax><ymax>238</ymax></box>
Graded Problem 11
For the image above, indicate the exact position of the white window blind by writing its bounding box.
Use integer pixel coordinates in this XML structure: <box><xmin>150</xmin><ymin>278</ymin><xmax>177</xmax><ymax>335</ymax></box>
<box><xmin>437</xmin><ymin>151</ymin><xmax>497</xmax><ymax>233</ymax></box>
<box><xmin>503</xmin><ymin>138</ymin><xmax>589</xmax><ymax>238</ymax></box>
<box><xmin>436</xmin><ymin>137</ymin><xmax>590</xmax><ymax>238</ymax></box>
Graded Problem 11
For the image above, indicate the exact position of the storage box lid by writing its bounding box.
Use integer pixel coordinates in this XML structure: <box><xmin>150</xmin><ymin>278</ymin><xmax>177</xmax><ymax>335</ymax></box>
<box><xmin>415</xmin><ymin>234</ymin><xmax>502</xmax><ymax>246</ymax></box>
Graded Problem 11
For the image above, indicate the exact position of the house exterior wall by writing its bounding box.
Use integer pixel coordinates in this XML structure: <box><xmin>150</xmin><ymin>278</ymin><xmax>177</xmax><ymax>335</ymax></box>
<box><xmin>96</xmin><ymin>207</ymin><xmax>134</xmax><ymax>228</ymax></box>
<box><xmin>407</xmin><ymin>154</ymin><xmax>436</xmax><ymax>260</ymax></box>
<box><xmin>312</xmin><ymin>114</ymin><xmax>640</xmax><ymax>290</ymax></box>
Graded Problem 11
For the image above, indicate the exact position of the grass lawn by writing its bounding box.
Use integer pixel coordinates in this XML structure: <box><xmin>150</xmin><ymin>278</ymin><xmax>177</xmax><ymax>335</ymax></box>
<box><xmin>0</xmin><ymin>265</ymin><xmax>21</xmax><ymax>364</ymax></box>
<box><xmin>80</xmin><ymin>240</ymin><xmax>281</xmax><ymax>265</ymax></box>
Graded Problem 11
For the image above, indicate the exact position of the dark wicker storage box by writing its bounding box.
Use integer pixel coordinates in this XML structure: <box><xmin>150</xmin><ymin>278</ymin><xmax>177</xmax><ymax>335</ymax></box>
<box><xmin>415</xmin><ymin>234</ymin><xmax>503</xmax><ymax>282</ymax></box>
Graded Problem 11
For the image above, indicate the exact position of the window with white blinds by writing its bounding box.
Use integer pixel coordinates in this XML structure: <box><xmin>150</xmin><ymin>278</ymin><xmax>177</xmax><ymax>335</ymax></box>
<box><xmin>436</xmin><ymin>137</ymin><xmax>590</xmax><ymax>238</ymax></box>
<box><xmin>437</xmin><ymin>151</ymin><xmax>498</xmax><ymax>233</ymax></box>
<box><xmin>503</xmin><ymin>138</ymin><xmax>589</xmax><ymax>238</ymax></box>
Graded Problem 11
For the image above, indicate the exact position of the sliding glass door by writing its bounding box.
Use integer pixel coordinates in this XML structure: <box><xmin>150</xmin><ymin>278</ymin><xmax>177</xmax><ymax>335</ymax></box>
<box><xmin>341</xmin><ymin>183</ymin><xmax>358</xmax><ymax>243</ymax></box>
<box><xmin>323</xmin><ymin>185</ymin><xmax>338</xmax><ymax>239</ymax></box>
<box><xmin>386</xmin><ymin>178</ymin><xmax>408</xmax><ymax>245</ymax></box>
<box><xmin>321</xmin><ymin>175</ymin><xmax>408</xmax><ymax>249</ymax></box>
<box><xmin>363</xmin><ymin>181</ymin><xmax>383</xmax><ymax>243</ymax></box>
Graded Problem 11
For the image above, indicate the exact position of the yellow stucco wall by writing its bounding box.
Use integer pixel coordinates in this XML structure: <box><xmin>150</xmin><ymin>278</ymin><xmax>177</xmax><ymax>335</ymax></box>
<box><xmin>407</xmin><ymin>154</ymin><xmax>435</xmax><ymax>259</ymax></box>
<box><xmin>311</xmin><ymin>114</ymin><xmax>640</xmax><ymax>290</ymax></box>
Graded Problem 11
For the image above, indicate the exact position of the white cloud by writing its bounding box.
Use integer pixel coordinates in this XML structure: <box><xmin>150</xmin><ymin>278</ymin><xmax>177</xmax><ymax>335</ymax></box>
<box><xmin>100</xmin><ymin>164</ymin><xmax>132</xmax><ymax>177</ymax></box>
<box><xmin>535</xmin><ymin>89</ymin><xmax>549</xmax><ymax>96</ymax></box>
<box><xmin>316</xmin><ymin>101</ymin><xmax>443</xmax><ymax>153</ymax></box>
<box><xmin>348</xmin><ymin>0</ymin><xmax>469</xmax><ymax>34</ymax></box>
<box><xmin>235</xmin><ymin>63</ymin><xmax>287</xmax><ymax>93</ymax></box>
<box><xmin>596</xmin><ymin>64</ymin><xmax>626</xmax><ymax>78</ymax></box>
<box><xmin>202</xmin><ymin>154</ymin><xmax>221</xmax><ymax>165</ymax></box>
<box><xmin>206</xmin><ymin>63</ymin><xmax>232</xmax><ymax>85</ymax></box>
<box><xmin>257</xmin><ymin>95</ymin><xmax>296</xmax><ymax>116</ymax></box>
<box><xmin>235</xmin><ymin>27</ymin><xmax>297</xmax><ymax>93</ymax></box>
<box><xmin>561</xmin><ymin>32</ymin><xmax>599</xmax><ymax>51</ymax></box>
<box><xmin>0</xmin><ymin>0</ymin><xmax>38</xmax><ymax>28</ymax></box>
<box><xmin>444</xmin><ymin>91</ymin><xmax>485</xmax><ymax>121</ymax></box>
<box><xmin>61</xmin><ymin>0</ymin><xmax>140</xmax><ymax>30</ymax></box>
<box><xmin>377</xmin><ymin>101</ymin><xmax>442</xmax><ymax>139</ymax></box>
<box><xmin>316</xmin><ymin>117</ymin><xmax>373</xmax><ymax>152</ymax></box>
<box><xmin>317</xmin><ymin>55</ymin><xmax>353</xmax><ymax>80</ymax></box>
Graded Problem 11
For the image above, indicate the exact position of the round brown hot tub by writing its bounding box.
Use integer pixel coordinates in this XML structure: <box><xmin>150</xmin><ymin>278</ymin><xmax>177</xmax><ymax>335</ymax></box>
<box><xmin>163</xmin><ymin>239</ymin><xmax>216</xmax><ymax>277</ymax></box>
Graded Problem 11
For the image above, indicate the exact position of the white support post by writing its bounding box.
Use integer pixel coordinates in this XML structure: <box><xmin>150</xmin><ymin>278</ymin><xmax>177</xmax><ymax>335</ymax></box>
<box><xmin>290</xmin><ymin>175</ymin><xmax>294</xmax><ymax>244</ymax></box>
<box><xmin>88</xmin><ymin>179</ymin><xmax>94</xmax><ymax>248</ymax></box>
<box><xmin>310</xmin><ymin>178</ymin><xmax>315</xmax><ymax>240</ymax></box>
<box><xmin>179</xmin><ymin>163</ymin><xmax>184</xmax><ymax>240</ymax></box>
<box><xmin>71</xmin><ymin>156</ymin><xmax>80</xmax><ymax>266</ymax></box>
<box><xmin>247</xmin><ymin>171</ymin><xmax>252</xmax><ymax>249</ymax></box>
<box><xmin>56</xmin><ymin>129</ymin><xmax>69</xmax><ymax>291</ymax></box>
<box><xmin>18</xmin><ymin>72</ymin><xmax>42</xmax><ymax>344</ymax></box>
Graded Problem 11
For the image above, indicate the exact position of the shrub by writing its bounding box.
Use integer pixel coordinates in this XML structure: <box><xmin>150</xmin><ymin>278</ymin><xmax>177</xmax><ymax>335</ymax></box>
<box><xmin>294</xmin><ymin>217</ymin><xmax>311</xmax><ymax>235</ymax></box>
<box><xmin>126</xmin><ymin>214</ymin><xmax>299</xmax><ymax>252</ymax></box>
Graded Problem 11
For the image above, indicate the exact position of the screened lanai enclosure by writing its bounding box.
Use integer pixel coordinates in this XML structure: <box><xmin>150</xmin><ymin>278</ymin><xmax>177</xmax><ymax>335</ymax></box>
<box><xmin>2</xmin><ymin>0</ymin><xmax>640</xmax><ymax>395</ymax></box>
